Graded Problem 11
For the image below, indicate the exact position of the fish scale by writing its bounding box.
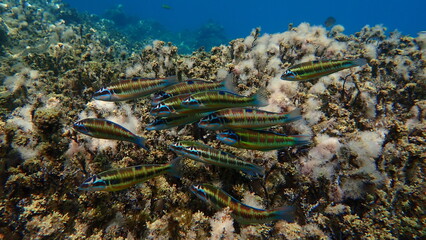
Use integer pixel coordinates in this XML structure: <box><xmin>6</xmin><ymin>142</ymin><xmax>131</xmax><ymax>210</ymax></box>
<box><xmin>93</xmin><ymin>76</ymin><xmax>178</xmax><ymax>101</ymax></box>
<box><xmin>73</xmin><ymin>118</ymin><xmax>148</xmax><ymax>149</ymax></box>
<box><xmin>217</xmin><ymin>128</ymin><xmax>310</xmax><ymax>151</ymax></box>
<box><xmin>281</xmin><ymin>58</ymin><xmax>367</xmax><ymax>81</ymax></box>
<box><xmin>79</xmin><ymin>162</ymin><xmax>177</xmax><ymax>192</ymax></box>
<box><xmin>182</xmin><ymin>88</ymin><xmax>269</xmax><ymax>110</ymax></box>
<box><xmin>190</xmin><ymin>184</ymin><xmax>294</xmax><ymax>224</ymax></box>
<box><xmin>169</xmin><ymin>141</ymin><xmax>264</xmax><ymax>177</ymax></box>
<box><xmin>152</xmin><ymin>74</ymin><xmax>235</xmax><ymax>105</ymax></box>
<box><xmin>198</xmin><ymin>108</ymin><xmax>301</xmax><ymax>130</ymax></box>
<box><xmin>151</xmin><ymin>94</ymin><xmax>220</xmax><ymax>117</ymax></box>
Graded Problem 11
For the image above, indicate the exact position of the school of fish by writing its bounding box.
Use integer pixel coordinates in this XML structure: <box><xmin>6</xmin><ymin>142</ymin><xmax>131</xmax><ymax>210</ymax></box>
<box><xmin>73</xmin><ymin>58</ymin><xmax>367</xmax><ymax>224</ymax></box>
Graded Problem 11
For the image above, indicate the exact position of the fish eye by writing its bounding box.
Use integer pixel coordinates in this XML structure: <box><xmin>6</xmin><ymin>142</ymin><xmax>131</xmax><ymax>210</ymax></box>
<box><xmin>97</xmin><ymin>88</ymin><xmax>111</xmax><ymax>95</ymax></box>
<box><xmin>154</xmin><ymin>103</ymin><xmax>166</xmax><ymax>110</ymax></box>
<box><xmin>282</xmin><ymin>70</ymin><xmax>295</xmax><ymax>78</ymax></box>
<box><xmin>217</xmin><ymin>130</ymin><xmax>239</xmax><ymax>144</ymax></box>
<box><xmin>183</xmin><ymin>96</ymin><xmax>198</xmax><ymax>105</ymax></box>
<box><xmin>73</xmin><ymin>122</ymin><xmax>88</xmax><ymax>133</ymax></box>
<box><xmin>154</xmin><ymin>91</ymin><xmax>166</xmax><ymax>98</ymax></box>
<box><xmin>155</xmin><ymin>119</ymin><xmax>167</xmax><ymax>124</ymax></box>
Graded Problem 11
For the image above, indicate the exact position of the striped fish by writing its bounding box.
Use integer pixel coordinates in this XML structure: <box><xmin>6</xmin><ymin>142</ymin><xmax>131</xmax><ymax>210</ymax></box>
<box><xmin>198</xmin><ymin>108</ymin><xmax>302</xmax><ymax>130</ymax></box>
<box><xmin>217</xmin><ymin>129</ymin><xmax>310</xmax><ymax>151</ymax></box>
<box><xmin>169</xmin><ymin>141</ymin><xmax>264</xmax><ymax>177</ymax></box>
<box><xmin>181</xmin><ymin>88</ymin><xmax>269</xmax><ymax>110</ymax></box>
<box><xmin>79</xmin><ymin>158</ymin><xmax>180</xmax><ymax>191</ymax></box>
<box><xmin>93</xmin><ymin>76</ymin><xmax>178</xmax><ymax>101</ymax></box>
<box><xmin>146</xmin><ymin>112</ymin><xmax>213</xmax><ymax>131</ymax></box>
<box><xmin>190</xmin><ymin>184</ymin><xmax>295</xmax><ymax>224</ymax></box>
<box><xmin>152</xmin><ymin>74</ymin><xmax>235</xmax><ymax>105</ymax></box>
<box><xmin>281</xmin><ymin>58</ymin><xmax>367</xmax><ymax>81</ymax></box>
<box><xmin>73</xmin><ymin>118</ymin><xmax>148</xmax><ymax>150</ymax></box>
<box><xmin>151</xmin><ymin>94</ymin><xmax>192</xmax><ymax>117</ymax></box>
<box><xmin>150</xmin><ymin>94</ymin><xmax>220</xmax><ymax>117</ymax></box>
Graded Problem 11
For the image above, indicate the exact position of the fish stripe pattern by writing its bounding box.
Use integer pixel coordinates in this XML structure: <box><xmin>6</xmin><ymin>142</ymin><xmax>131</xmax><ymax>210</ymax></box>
<box><xmin>73</xmin><ymin>118</ymin><xmax>148</xmax><ymax>149</ymax></box>
<box><xmin>93</xmin><ymin>76</ymin><xmax>178</xmax><ymax>101</ymax></box>
<box><xmin>79</xmin><ymin>162</ymin><xmax>177</xmax><ymax>191</ymax></box>
<box><xmin>198</xmin><ymin>108</ymin><xmax>301</xmax><ymax>130</ymax></box>
<box><xmin>190</xmin><ymin>184</ymin><xmax>294</xmax><ymax>224</ymax></box>
<box><xmin>281</xmin><ymin>59</ymin><xmax>367</xmax><ymax>81</ymax></box>
<box><xmin>217</xmin><ymin>128</ymin><xmax>310</xmax><ymax>151</ymax></box>
<box><xmin>169</xmin><ymin>141</ymin><xmax>264</xmax><ymax>177</ymax></box>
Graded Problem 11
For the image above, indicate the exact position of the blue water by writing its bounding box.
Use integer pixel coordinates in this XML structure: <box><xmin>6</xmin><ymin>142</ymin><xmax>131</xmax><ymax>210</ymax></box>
<box><xmin>64</xmin><ymin>0</ymin><xmax>425</xmax><ymax>51</ymax></box>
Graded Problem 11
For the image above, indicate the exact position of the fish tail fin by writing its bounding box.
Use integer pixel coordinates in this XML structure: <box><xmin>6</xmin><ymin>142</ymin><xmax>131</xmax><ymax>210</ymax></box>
<box><xmin>253</xmin><ymin>87</ymin><xmax>269</xmax><ymax>107</ymax></box>
<box><xmin>221</xmin><ymin>73</ymin><xmax>237</xmax><ymax>93</ymax></box>
<box><xmin>273</xmin><ymin>206</ymin><xmax>295</xmax><ymax>222</ymax></box>
<box><xmin>167</xmin><ymin>157</ymin><xmax>182</xmax><ymax>178</ymax></box>
<box><xmin>281</xmin><ymin>108</ymin><xmax>302</xmax><ymax>123</ymax></box>
<box><xmin>244</xmin><ymin>164</ymin><xmax>265</xmax><ymax>179</ymax></box>
<box><xmin>290</xmin><ymin>135</ymin><xmax>311</xmax><ymax>146</ymax></box>
<box><xmin>165</xmin><ymin>75</ymin><xmax>179</xmax><ymax>85</ymax></box>
<box><xmin>135</xmin><ymin>136</ymin><xmax>149</xmax><ymax>151</ymax></box>
<box><xmin>351</xmin><ymin>58</ymin><xmax>367</xmax><ymax>67</ymax></box>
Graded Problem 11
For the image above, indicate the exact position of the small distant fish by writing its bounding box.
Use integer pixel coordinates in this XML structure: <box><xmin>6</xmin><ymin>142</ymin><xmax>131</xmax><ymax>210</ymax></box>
<box><xmin>150</xmin><ymin>94</ymin><xmax>219</xmax><ymax>117</ymax></box>
<box><xmin>79</xmin><ymin>158</ymin><xmax>180</xmax><ymax>191</ymax></box>
<box><xmin>161</xmin><ymin>4</ymin><xmax>172</xmax><ymax>10</ymax></box>
<box><xmin>324</xmin><ymin>16</ymin><xmax>336</xmax><ymax>28</ymax></box>
<box><xmin>281</xmin><ymin>59</ymin><xmax>367</xmax><ymax>81</ymax></box>
<box><xmin>198</xmin><ymin>108</ymin><xmax>302</xmax><ymax>130</ymax></box>
<box><xmin>169</xmin><ymin>141</ymin><xmax>264</xmax><ymax>177</ymax></box>
<box><xmin>217</xmin><ymin>129</ymin><xmax>310</xmax><ymax>151</ymax></box>
<box><xmin>146</xmin><ymin>112</ymin><xmax>213</xmax><ymax>130</ymax></box>
<box><xmin>73</xmin><ymin>118</ymin><xmax>148</xmax><ymax>150</ymax></box>
<box><xmin>93</xmin><ymin>76</ymin><xmax>178</xmax><ymax>101</ymax></box>
<box><xmin>181</xmin><ymin>88</ymin><xmax>269</xmax><ymax>110</ymax></box>
<box><xmin>152</xmin><ymin>74</ymin><xmax>235</xmax><ymax>105</ymax></box>
<box><xmin>190</xmin><ymin>184</ymin><xmax>295</xmax><ymax>224</ymax></box>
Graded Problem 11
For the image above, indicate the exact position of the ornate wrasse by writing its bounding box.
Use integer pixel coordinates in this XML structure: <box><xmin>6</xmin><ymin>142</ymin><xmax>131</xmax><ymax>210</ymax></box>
<box><xmin>190</xmin><ymin>184</ymin><xmax>295</xmax><ymax>224</ymax></box>
<box><xmin>152</xmin><ymin>74</ymin><xmax>236</xmax><ymax>105</ymax></box>
<box><xmin>281</xmin><ymin>58</ymin><xmax>367</xmax><ymax>81</ymax></box>
<box><xmin>150</xmin><ymin>94</ymin><xmax>220</xmax><ymax>117</ymax></box>
<box><xmin>146</xmin><ymin>112</ymin><xmax>213</xmax><ymax>130</ymax></box>
<box><xmin>93</xmin><ymin>76</ymin><xmax>178</xmax><ymax>101</ymax></box>
<box><xmin>169</xmin><ymin>141</ymin><xmax>264</xmax><ymax>177</ymax></box>
<box><xmin>198</xmin><ymin>108</ymin><xmax>302</xmax><ymax>130</ymax></box>
<box><xmin>181</xmin><ymin>88</ymin><xmax>269</xmax><ymax>110</ymax></box>
<box><xmin>217</xmin><ymin>129</ymin><xmax>310</xmax><ymax>151</ymax></box>
<box><xmin>79</xmin><ymin>158</ymin><xmax>180</xmax><ymax>191</ymax></box>
<box><xmin>73</xmin><ymin>118</ymin><xmax>148</xmax><ymax>150</ymax></box>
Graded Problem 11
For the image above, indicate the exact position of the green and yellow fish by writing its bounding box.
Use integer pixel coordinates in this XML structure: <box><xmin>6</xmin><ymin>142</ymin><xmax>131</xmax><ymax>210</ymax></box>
<box><xmin>181</xmin><ymin>88</ymin><xmax>269</xmax><ymax>110</ymax></box>
<box><xmin>152</xmin><ymin>74</ymin><xmax>235</xmax><ymax>105</ymax></box>
<box><xmin>198</xmin><ymin>108</ymin><xmax>302</xmax><ymax>130</ymax></box>
<box><xmin>281</xmin><ymin>58</ymin><xmax>367</xmax><ymax>81</ymax></box>
<box><xmin>93</xmin><ymin>76</ymin><xmax>178</xmax><ymax>101</ymax></box>
<box><xmin>73</xmin><ymin>118</ymin><xmax>148</xmax><ymax>150</ymax></box>
<box><xmin>169</xmin><ymin>141</ymin><xmax>264</xmax><ymax>177</ymax></box>
<box><xmin>190</xmin><ymin>184</ymin><xmax>295</xmax><ymax>224</ymax></box>
<box><xmin>146</xmin><ymin>112</ymin><xmax>213</xmax><ymax>130</ymax></box>
<box><xmin>79</xmin><ymin>158</ymin><xmax>180</xmax><ymax>191</ymax></box>
<box><xmin>217</xmin><ymin>129</ymin><xmax>310</xmax><ymax>151</ymax></box>
<box><xmin>150</xmin><ymin>94</ymin><xmax>220</xmax><ymax>117</ymax></box>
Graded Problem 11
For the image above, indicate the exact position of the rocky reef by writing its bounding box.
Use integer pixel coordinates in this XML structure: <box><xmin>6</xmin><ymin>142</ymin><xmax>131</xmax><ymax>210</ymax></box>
<box><xmin>0</xmin><ymin>0</ymin><xmax>425</xmax><ymax>239</ymax></box>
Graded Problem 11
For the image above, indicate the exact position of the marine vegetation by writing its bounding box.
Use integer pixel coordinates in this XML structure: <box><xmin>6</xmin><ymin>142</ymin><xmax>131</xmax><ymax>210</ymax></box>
<box><xmin>0</xmin><ymin>0</ymin><xmax>425</xmax><ymax>239</ymax></box>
